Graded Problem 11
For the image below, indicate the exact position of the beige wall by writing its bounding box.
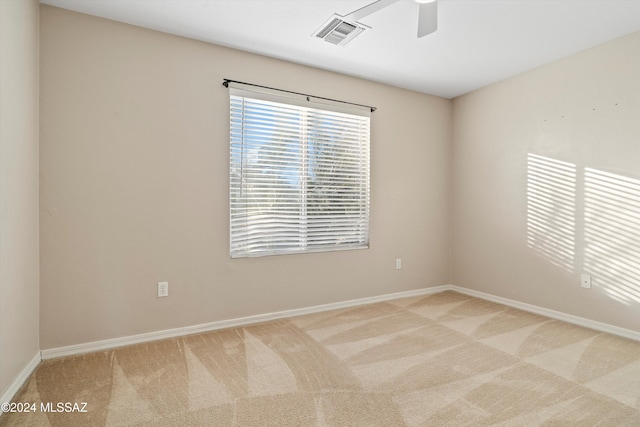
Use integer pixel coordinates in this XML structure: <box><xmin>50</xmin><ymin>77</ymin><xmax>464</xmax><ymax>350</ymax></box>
<box><xmin>0</xmin><ymin>0</ymin><xmax>40</xmax><ymax>398</ymax></box>
<box><xmin>452</xmin><ymin>31</ymin><xmax>640</xmax><ymax>332</ymax></box>
<box><xmin>39</xmin><ymin>6</ymin><xmax>451</xmax><ymax>349</ymax></box>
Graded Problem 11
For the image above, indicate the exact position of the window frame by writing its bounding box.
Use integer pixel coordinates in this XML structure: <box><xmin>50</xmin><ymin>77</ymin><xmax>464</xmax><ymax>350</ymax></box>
<box><xmin>228</xmin><ymin>83</ymin><xmax>371</xmax><ymax>258</ymax></box>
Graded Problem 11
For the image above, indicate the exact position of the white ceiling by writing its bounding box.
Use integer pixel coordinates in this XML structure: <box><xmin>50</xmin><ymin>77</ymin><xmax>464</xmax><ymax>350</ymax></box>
<box><xmin>40</xmin><ymin>0</ymin><xmax>640</xmax><ymax>99</ymax></box>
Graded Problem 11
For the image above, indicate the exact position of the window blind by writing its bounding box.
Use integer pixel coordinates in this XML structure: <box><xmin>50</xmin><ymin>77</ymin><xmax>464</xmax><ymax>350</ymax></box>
<box><xmin>229</xmin><ymin>85</ymin><xmax>370</xmax><ymax>258</ymax></box>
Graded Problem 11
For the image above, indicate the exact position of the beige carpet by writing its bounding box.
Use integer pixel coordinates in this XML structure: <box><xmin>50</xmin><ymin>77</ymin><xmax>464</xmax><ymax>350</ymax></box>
<box><xmin>2</xmin><ymin>291</ymin><xmax>639</xmax><ymax>426</ymax></box>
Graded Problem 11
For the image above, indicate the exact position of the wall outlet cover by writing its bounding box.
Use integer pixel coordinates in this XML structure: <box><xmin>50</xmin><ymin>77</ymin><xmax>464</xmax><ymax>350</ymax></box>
<box><xmin>158</xmin><ymin>281</ymin><xmax>169</xmax><ymax>297</ymax></box>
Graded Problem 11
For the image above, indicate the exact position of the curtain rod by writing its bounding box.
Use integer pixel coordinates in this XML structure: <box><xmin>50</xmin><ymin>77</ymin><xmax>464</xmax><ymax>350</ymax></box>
<box><xmin>222</xmin><ymin>79</ymin><xmax>376</xmax><ymax>112</ymax></box>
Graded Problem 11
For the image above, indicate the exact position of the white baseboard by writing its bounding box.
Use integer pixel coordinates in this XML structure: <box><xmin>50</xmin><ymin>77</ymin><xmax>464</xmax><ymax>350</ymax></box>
<box><xmin>449</xmin><ymin>285</ymin><xmax>640</xmax><ymax>342</ymax></box>
<box><xmin>40</xmin><ymin>283</ymin><xmax>639</xmax><ymax>360</ymax></box>
<box><xmin>0</xmin><ymin>352</ymin><xmax>41</xmax><ymax>405</ymax></box>
<box><xmin>41</xmin><ymin>285</ymin><xmax>450</xmax><ymax>360</ymax></box>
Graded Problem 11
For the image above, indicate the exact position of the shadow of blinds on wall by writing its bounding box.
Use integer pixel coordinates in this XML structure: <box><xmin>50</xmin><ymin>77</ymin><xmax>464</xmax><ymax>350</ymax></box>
<box><xmin>584</xmin><ymin>168</ymin><xmax>640</xmax><ymax>305</ymax></box>
<box><xmin>228</xmin><ymin>82</ymin><xmax>371</xmax><ymax>258</ymax></box>
<box><xmin>526</xmin><ymin>154</ymin><xmax>577</xmax><ymax>272</ymax></box>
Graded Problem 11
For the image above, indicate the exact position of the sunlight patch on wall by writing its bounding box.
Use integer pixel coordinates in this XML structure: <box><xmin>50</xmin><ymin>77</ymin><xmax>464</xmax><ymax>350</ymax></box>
<box><xmin>527</xmin><ymin>154</ymin><xmax>577</xmax><ymax>272</ymax></box>
<box><xmin>584</xmin><ymin>168</ymin><xmax>640</xmax><ymax>305</ymax></box>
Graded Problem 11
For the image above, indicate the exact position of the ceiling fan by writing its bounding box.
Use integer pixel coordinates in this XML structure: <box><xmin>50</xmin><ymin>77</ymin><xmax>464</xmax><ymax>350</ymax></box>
<box><xmin>313</xmin><ymin>0</ymin><xmax>437</xmax><ymax>46</ymax></box>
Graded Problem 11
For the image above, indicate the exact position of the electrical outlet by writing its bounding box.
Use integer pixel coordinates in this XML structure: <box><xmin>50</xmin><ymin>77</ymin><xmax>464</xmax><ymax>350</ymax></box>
<box><xmin>396</xmin><ymin>258</ymin><xmax>402</xmax><ymax>270</ymax></box>
<box><xmin>580</xmin><ymin>274</ymin><xmax>591</xmax><ymax>289</ymax></box>
<box><xmin>158</xmin><ymin>281</ymin><xmax>169</xmax><ymax>297</ymax></box>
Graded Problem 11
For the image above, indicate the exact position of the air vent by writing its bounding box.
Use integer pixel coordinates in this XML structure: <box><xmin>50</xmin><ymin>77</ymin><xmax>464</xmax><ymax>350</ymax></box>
<box><xmin>313</xmin><ymin>15</ymin><xmax>367</xmax><ymax>46</ymax></box>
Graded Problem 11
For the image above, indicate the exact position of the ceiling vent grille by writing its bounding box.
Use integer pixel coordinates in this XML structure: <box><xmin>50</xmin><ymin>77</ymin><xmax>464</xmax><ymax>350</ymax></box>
<box><xmin>313</xmin><ymin>15</ymin><xmax>366</xmax><ymax>46</ymax></box>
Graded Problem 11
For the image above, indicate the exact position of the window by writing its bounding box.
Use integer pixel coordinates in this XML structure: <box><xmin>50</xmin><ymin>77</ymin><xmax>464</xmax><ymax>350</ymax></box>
<box><xmin>229</xmin><ymin>83</ymin><xmax>370</xmax><ymax>258</ymax></box>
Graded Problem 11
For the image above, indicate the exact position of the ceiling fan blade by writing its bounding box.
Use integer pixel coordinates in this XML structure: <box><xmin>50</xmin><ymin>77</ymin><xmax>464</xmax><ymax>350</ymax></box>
<box><xmin>417</xmin><ymin>1</ymin><xmax>437</xmax><ymax>38</ymax></box>
<box><xmin>345</xmin><ymin>0</ymin><xmax>399</xmax><ymax>22</ymax></box>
